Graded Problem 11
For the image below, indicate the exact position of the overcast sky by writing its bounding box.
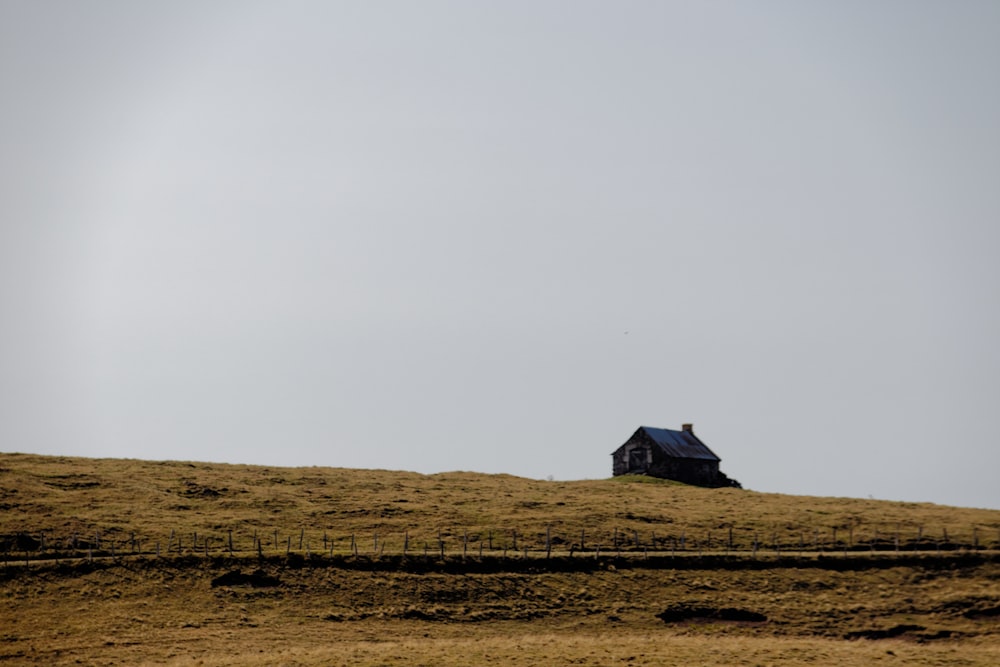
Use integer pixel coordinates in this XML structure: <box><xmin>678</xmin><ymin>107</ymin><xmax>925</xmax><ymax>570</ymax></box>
<box><xmin>2</xmin><ymin>1</ymin><xmax>998</xmax><ymax>509</ymax></box>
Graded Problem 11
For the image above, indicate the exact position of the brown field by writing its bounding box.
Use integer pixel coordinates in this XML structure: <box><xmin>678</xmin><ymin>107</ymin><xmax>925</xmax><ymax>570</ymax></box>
<box><xmin>1</xmin><ymin>452</ymin><xmax>999</xmax><ymax>665</ymax></box>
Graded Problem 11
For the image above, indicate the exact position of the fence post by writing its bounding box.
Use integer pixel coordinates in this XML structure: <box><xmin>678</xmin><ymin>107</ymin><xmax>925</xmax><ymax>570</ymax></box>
<box><xmin>299</xmin><ymin>529</ymin><xmax>304</xmax><ymax>550</ymax></box>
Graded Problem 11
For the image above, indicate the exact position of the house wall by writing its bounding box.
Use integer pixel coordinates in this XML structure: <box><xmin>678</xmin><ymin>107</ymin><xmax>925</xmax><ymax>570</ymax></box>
<box><xmin>612</xmin><ymin>443</ymin><xmax>647</xmax><ymax>476</ymax></box>
<box><xmin>649</xmin><ymin>449</ymin><xmax>719</xmax><ymax>486</ymax></box>
<box><xmin>611</xmin><ymin>432</ymin><xmax>653</xmax><ymax>476</ymax></box>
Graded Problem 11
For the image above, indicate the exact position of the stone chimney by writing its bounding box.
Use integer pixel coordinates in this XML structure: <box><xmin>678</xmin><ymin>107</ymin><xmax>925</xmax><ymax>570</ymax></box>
<box><xmin>681</xmin><ymin>423</ymin><xmax>693</xmax><ymax>432</ymax></box>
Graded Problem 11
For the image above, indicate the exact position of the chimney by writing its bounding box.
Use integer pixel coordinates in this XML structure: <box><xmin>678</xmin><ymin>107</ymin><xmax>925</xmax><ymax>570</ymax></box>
<box><xmin>681</xmin><ymin>423</ymin><xmax>693</xmax><ymax>432</ymax></box>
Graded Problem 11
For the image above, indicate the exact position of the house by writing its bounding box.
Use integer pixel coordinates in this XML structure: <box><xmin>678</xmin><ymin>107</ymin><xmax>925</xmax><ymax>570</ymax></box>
<box><xmin>611</xmin><ymin>423</ymin><xmax>741</xmax><ymax>488</ymax></box>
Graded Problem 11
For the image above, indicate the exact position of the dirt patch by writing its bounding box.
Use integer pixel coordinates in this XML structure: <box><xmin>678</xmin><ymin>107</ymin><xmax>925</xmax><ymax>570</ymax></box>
<box><xmin>966</xmin><ymin>605</ymin><xmax>1000</xmax><ymax>619</ymax></box>
<box><xmin>657</xmin><ymin>605</ymin><xmax>767</xmax><ymax>624</ymax></box>
<box><xmin>0</xmin><ymin>533</ymin><xmax>41</xmax><ymax>551</ymax></box>
<box><xmin>181</xmin><ymin>481</ymin><xmax>227</xmax><ymax>498</ymax></box>
<box><xmin>844</xmin><ymin>624</ymin><xmax>926</xmax><ymax>640</ymax></box>
<box><xmin>42</xmin><ymin>474</ymin><xmax>101</xmax><ymax>490</ymax></box>
<box><xmin>933</xmin><ymin>596</ymin><xmax>1000</xmax><ymax>620</ymax></box>
<box><xmin>210</xmin><ymin>569</ymin><xmax>282</xmax><ymax>588</ymax></box>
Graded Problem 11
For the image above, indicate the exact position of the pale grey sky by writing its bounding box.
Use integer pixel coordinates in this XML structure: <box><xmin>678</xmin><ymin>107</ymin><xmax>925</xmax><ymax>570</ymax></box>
<box><xmin>2</xmin><ymin>1</ymin><xmax>998</xmax><ymax>509</ymax></box>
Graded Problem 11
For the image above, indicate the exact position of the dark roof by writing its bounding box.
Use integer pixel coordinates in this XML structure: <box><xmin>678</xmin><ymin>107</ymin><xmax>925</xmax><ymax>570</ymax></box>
<box><xmin>638</xmin><ymin>426</ymin><xmax>721</xmax><ymax>462</ymax></box>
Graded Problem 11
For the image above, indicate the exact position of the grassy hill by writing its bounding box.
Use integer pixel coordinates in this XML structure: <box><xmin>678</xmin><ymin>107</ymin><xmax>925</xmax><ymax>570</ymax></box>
<box><xmin>3</xmin><ymin>452</ymin><xmax>997</xmax><ymax>554</ymax></box>
<box><xmin>2</xmin><ymin>452</ymin><xmax>999</xmax><ymax>666</ymax></box>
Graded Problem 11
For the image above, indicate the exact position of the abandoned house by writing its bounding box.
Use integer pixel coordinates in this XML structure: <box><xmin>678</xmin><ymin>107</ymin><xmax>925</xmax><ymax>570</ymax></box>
<box><xmin>611</xmin><ymin>423</ymin><xmax>741</xmax><ymax>488</ymax></box>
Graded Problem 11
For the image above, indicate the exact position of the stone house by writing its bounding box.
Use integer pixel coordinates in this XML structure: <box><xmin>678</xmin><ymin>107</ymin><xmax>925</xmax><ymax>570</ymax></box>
<box><xmin>611</xmin><ymin>423</ymin><xmax>740</xmax><ymax>488</ymax></box>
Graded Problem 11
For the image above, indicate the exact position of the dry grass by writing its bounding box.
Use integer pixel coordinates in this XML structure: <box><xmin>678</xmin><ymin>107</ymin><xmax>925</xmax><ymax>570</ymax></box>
<box><xmin>2</xmin><ymin>452</ymin><xmax>997</xmax><ymax>554</ymax></box>
<box><xmin>3</xmin><ymin>556</ymin><xmax>999</xmax><ymax>665</ymax></box>
<box><xmin>1</xmin><ymin>452</ymin><xmax>998</xmax><ymax>665</ymax></box>
<box><xmin>188</xmin><ymin>634</ymin><xmax>1000</xmax><ymax>667</ymax></box>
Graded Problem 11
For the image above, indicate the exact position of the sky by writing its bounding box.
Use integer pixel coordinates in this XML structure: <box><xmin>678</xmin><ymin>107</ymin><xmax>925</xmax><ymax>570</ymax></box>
<box><xmin>1</xmin><ymin>1</ymin><xmax>998</xmax><ymax>509</ymax></box>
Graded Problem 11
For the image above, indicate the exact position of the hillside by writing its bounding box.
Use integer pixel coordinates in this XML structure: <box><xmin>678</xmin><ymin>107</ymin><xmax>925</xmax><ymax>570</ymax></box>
<box><xmin>2</xmin><ymin>452</ymin><xmax>999</xmax><ymax>666</ymax></box>
<box><xmin>2</xmin><ymin>452</ymin><xmax>998</xmax><ymax>555</ymax></box>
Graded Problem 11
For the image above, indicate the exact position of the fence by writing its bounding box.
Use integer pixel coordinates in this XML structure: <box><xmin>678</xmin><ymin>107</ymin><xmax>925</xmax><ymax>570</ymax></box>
<box><xmin>3</xmin><ymin>522</ymin><xmax>999</xmax><ymax>567</ymax></box>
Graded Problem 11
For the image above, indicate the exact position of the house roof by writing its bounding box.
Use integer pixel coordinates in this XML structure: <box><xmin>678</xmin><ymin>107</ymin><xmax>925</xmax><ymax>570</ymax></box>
<box><xmin>638</xmin><ymin>426</ymin><xmax>721</xmax><ymax>462</ymax></box>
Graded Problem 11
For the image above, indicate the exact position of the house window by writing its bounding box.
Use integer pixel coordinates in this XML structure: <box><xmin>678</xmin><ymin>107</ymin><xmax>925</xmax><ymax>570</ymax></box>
<box><xmin>628</xmin><ymin>448</ymin><xmax>646</xmax><ymax>471</ymax></box>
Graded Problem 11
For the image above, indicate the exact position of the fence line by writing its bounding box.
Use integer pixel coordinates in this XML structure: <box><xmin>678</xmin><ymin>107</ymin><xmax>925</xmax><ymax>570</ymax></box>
<box><xmin>2</xmin><ymin>522</ymin><xmax>999</xmax><ymax>566</ymax></box>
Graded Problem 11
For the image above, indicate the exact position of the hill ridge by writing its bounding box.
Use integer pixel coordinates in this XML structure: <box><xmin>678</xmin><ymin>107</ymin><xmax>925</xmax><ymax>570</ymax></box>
<box><xmin>3</xmin><ymin>452</ymin><xmax>998</xmax><ymax>556</ymax></box>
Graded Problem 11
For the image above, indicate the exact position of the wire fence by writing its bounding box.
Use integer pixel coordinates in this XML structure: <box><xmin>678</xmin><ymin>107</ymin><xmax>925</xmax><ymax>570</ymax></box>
<box><xmin>3</xmin><ymin>522</ymin><xmax>999</xmax><ymax>566</ymax></box>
